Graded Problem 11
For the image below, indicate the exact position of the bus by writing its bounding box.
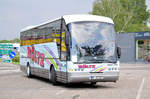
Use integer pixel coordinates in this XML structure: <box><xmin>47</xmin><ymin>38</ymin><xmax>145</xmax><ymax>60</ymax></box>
<box><xmin>20</xmin><ymin>14</ymin><xmax>121</xmax><ymax>85</ymax></box>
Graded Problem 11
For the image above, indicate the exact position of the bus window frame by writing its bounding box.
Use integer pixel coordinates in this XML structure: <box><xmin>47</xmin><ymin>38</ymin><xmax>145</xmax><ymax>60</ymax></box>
<box><xmin>60</xmin><ymin>18</ymin><xmax>71</xmax><ymax>61</ymax></box>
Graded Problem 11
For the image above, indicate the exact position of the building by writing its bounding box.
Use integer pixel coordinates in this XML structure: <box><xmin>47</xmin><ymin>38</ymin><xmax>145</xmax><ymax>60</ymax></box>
<box><xmin>117</xmin><ymin>31</ymin><xmax>150</xmax><ymax>63</ymax></box>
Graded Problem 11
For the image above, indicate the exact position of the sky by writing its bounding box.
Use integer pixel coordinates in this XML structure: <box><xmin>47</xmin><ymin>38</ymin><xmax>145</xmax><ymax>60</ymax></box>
<box><xmin>146</xmin><ymin>0</ymin><xmax>150</xmax><ymax>9</ymax></box>
<box><xmin>0</xmin><ymin>0</ymin><xmax>150</xmax><ymax>40</ymax></box>
<box><xmin>0</xmin><ymin>0</ymin><xmax>94</xmax><ymax>40</ymax></box>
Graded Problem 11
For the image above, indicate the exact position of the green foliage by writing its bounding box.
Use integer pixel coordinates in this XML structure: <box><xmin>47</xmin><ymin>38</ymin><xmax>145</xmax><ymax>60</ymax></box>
<box><xmin>11</xmin><ymin>38</ymin><xmax>20</xmax><ymax>43</ymax></box>
<box><xmin>120</xmin><ymin>0</ymin><xmax>150</xmax><ymax>24</ymax></box>
<box><xmin>124</xmin><ymin>24</ymin><xmax>150</xmax><ymax>32</ymax></box>
<box><xmin>90</xmin><ymin>0</ymin><xmax>150</xmax><ymax>33</ymax></box>
<box><xmin>12</xmin><ymin>56</ymin><xmax>20</xmax><ymax>63</ymax></box>
<box><xmin>0</xmin><ymin>38</ymin><xmax>20</xmax><ymax>43</ymax></box>
<box><xmin>12</xmin><ymin>53</ymin><xmax>20</xmax><ymax>64</ymax></box>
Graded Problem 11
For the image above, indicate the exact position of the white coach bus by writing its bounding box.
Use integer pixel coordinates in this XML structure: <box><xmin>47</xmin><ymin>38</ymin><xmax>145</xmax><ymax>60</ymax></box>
<box><xmin>20</xmin><ymin>14</ymin><xmax>121</xmax><ymax>85</ymax></box>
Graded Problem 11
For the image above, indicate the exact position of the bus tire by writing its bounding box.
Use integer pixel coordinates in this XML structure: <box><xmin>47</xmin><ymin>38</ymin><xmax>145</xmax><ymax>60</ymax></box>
<box><xmin>26</xmin><ymin>64</ymin><xmax>32</xmax><ymax>78</ymax></box>
<box><xmin>51</xmin><ymin>66</ymin><xmax>57</xmax><ymax>85</ymax></box>
<box><xmin>48</xmin><ymin>68</ymin><xmax>51</xmax><ymax>81</ymax></box>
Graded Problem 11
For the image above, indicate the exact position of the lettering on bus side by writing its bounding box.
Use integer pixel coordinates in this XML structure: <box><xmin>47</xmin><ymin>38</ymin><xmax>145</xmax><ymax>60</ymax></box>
<box><xmin>27</xmin><ymin>46</ymin><xmax>45</xmax><ymax>67</ymax></box>
<box><xmin>78</xmin><ymin>65</ymin><xmax>95</xmax><ymax>69</ymax></box>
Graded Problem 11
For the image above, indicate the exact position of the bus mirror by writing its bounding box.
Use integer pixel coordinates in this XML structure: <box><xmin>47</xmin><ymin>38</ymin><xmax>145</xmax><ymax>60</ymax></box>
<box><xmin>117</xmin><ymin>47</ymin><xmax>121</xmax><ymax>59</ymax></box>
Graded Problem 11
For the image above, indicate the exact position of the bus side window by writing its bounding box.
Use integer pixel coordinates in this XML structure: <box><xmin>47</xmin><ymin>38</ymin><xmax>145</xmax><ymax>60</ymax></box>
<box><xmin>49</xmin><ymin>20</ymin><xmax>61</xmax><ymax>58</ymax></box>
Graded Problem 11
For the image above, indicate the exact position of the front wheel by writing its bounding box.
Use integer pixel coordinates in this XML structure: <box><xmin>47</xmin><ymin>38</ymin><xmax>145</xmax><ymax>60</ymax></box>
<box><xmin>26</xmin><ymin>65</ymin><xmax>32</xmax><ymax>78</ymax></box>
<box><xmin>51</xmin><ymin>66</ymin><xmax>57</xmax><ymax>85</ymax></box>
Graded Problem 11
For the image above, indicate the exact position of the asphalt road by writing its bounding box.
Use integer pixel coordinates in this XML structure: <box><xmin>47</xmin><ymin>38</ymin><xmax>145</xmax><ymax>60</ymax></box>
<box><xmin>0</xmin><ymin>63</ymin><xmax>150</xmax><ymax>99</ymax></box>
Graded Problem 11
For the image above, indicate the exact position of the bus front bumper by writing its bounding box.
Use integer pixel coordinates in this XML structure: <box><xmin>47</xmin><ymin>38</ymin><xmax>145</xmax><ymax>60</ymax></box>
<box><xmin>67</xmin><ymin>72</ymin><xmax>119</xmax><ymax>83</ymax></box>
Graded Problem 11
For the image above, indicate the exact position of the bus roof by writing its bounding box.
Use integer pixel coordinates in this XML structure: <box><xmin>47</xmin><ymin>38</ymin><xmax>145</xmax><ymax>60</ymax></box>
<box><xmin>21</xmin><ymin>14</ymin><xmax>114</xmax><ymax>32</ymax></box>
<box><xmin>63</xmin><ymin>14</ymin><xmax>114</xmax><ymax>24</ymax></box>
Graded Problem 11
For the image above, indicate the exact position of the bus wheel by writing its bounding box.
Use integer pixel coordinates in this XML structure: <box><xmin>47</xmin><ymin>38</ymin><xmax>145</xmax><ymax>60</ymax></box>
<box><xmin>26</xmin><ymin>64</ymin><xmax>32</xmax><ymax>78</ymax></box>
<box><xmin>48</xmin><ymin>69</ymin><xmax>51</xmax><ymax>81</ymax></box>
<box><xmin>51</xmin><ymin>66</ymin><xmax>57</xmax><ymax>85</ymax></box>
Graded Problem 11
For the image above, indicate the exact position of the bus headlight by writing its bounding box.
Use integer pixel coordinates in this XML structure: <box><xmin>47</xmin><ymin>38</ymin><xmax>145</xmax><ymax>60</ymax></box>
<box><xmin>68</xmin><ymin>69</ymin><xmax>73</xmax><ymax>71</ymax></box>
<box><xmin>109</xmin><ymin>67</ymin><xmax>118</xmax><ymax>71</ymax></box>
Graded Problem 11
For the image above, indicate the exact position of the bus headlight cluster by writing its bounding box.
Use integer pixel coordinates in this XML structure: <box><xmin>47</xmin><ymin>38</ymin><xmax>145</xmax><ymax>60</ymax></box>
<box><xmin>68</xmin><ymin>68</ymin><xmax>84</xmax><ymax>72</ymax></box>
<box><xmin>108</xmin><ymin>67</ymin><xmax>118</xmax><ymax>71</ymax></box>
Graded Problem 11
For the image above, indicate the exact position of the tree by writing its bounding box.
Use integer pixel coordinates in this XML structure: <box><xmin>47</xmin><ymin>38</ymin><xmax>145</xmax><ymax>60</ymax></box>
<box><xmin>11</xmin><ymin>38</ymin><xmax>20</xmax><ymax>43</ymax></box>
<box><xmin>120</xmin><ymin>0</ymin><xmax>150</xmax><ymax>24</ymax></box>
<box><xmin>90</xmin><ymin>0</ymin><xmax>150</xmax><ymax>33</ymax></box>
<box><xmin>0</xmin><ymin>38</ymin><xmax>20</xmax><ymax>43</ymax></box>
<box><xmin>0</xmin><ymin>40</ymin><xmax>10</xmax><ymax>43</ymax></box>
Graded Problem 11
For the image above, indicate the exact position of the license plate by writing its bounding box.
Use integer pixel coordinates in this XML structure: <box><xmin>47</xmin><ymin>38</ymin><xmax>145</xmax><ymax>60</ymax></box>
<box><xmin>89</xmin><ymin>76</ymin><xmax>104</xmax><ymax>80</ymax></box>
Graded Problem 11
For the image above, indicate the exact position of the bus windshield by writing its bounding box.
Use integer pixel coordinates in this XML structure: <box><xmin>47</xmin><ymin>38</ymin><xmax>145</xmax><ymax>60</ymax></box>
<box><xmin>68</xmin><ymin>21</ymin><xmax>117</xmax><ymax>63</ymax></box>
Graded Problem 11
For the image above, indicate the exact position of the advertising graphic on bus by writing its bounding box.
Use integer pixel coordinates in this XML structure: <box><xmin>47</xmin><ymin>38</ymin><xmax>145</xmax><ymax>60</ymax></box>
<box><xmin>20</xmin><ymin>14</ymin><xmax>121</xmax><ymax>85</ymax></box>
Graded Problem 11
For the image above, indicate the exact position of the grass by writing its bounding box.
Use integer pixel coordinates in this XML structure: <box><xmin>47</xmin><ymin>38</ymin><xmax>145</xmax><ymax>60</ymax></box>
<box><xmin>0</xmin><ymin>59</ymin><xmax>3</xmax><ymax>62</ymax></box>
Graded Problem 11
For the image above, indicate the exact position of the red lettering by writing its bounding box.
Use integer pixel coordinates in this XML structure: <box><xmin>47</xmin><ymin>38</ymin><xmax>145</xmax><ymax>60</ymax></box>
<box><xmin>78</xmin><ymin>65</ymin><xmax>82</xmax><ymax>69</ymax></box>
<box><xmin>27</xmin><ymin>46</ymin><xmax>45</xmax><ymax>67</ymax></box>
<box><xmin>78</xmin><ymin>65</ymin><xmax>95</xmax><ymax>68</ymax></box>
<box><xmin>27</xmin><ymin>47</ymin><xmax>31</xmax><ymax>58</ymax></box>
<box><xmin>31</xmin><ymin>46</ymin><xmax>34</xmax><ymax>60</ymax></box>
<box><xmin>37</xmin><ymin>51</ymin><xmax>40</xmax><ymax>64</ymax></box>
<box><xmin>92</xmin><ymin>65</ymin><xmax>95</xmax><ymax>68</ymax></box>
<box><xmin>40</xmin><ymin>53</ymin><xmax>45</xmax><ymax>67</ymax></box>
<box><xmin>89</xmin><ymin>65</ymin><xmax>91</xmax><ymax>68</ymax></box>
<box><xmin>86</xmin><ymin>65</ymin><xmax>88</xmax><ymax>68</ymax></box>
<box><xmin>34</xmin><ymin>50</ymin><xmax>37</xmax><ymax>63</ymax></box>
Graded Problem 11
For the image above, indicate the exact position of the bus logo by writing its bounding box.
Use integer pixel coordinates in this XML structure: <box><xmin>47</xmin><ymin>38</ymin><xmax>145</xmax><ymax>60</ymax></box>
<box><xmin>78</xmin><ymin>65</ymin><xmax>95</xmax><ymax>69</ymax></box>
<box><xmin>27</xmin><ymin>46</ymin><xmax>45</xmax><ymax>67</ymax></box>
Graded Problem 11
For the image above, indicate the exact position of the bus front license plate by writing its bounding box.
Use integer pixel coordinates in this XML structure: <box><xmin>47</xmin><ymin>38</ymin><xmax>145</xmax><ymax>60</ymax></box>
<box><xmin>89</xmin><ymin>76</ymin><xmax>104</xmax><ymax>80</ymax></box>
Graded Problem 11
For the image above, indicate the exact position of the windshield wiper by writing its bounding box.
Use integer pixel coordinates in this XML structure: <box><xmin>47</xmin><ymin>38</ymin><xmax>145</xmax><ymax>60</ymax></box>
<box><xmin>103</xmin><ymin>60</ymin><xmax>116</xmax><ymax>63</ymax></box>
<box><xmin>88</xmin><ymin>59</ymin><xmax>115</xmax><ymax>63</ymax></box>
